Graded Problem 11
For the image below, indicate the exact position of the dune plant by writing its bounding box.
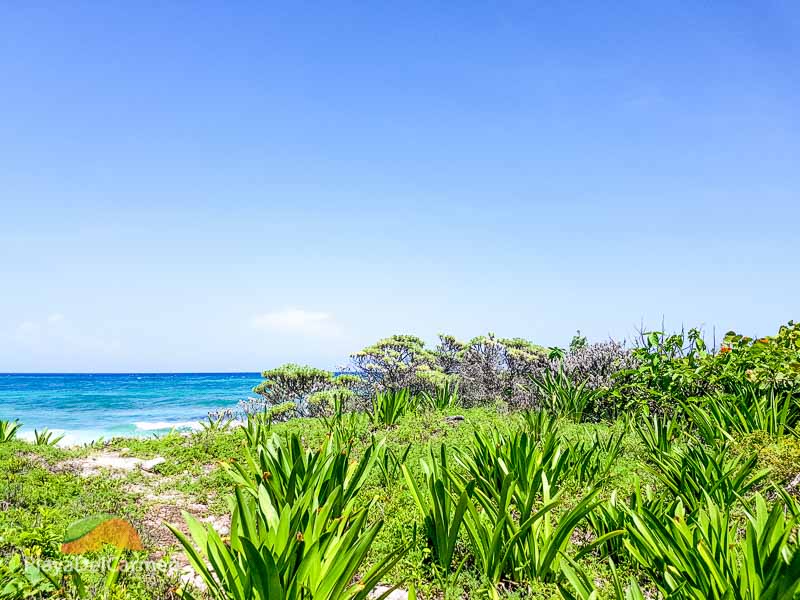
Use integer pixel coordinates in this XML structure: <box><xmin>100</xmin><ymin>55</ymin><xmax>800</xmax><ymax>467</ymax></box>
<box><xmin>521</xmin><ymin>408</ymin><xmax>561</xmax><ymax>442</ymax></box>
<box><xmin>402</xmin><ymin>446</ymin><xmax>473</xmax><ymax>594</ymax></box>
<box><xmin>171</xmin><ymin>485</ymin><xmax>407</xmax><ymax>600</ymax></box>
<box><xmin>453</xmin><ymin>428</ymin><xmax>571</xmax><ymax>514</ymax></box>
<box><xmin>457</xmin><ymin>471</ymin><xmax>542</xmax><ymax>590</ymax></box>
<box><xmin>316</xmin><ymin>388</ymin><xmax>369</xmax><ymax>447</ymax></box>
<box><xmin>420</xmin><ymin>380</ymin><xmax>460</xmax><ymax>410</ymax></box>
<box><xmin>241</xmin><ymin>409</ymin><xmax>273</xmax><ymax>447</ymax></box>
<box><xmin>625</xmin><ymin>494</ymin><xmax>800</xmax><ymax>599</ymax></box>
<box><xmin>458</xmin><ymin>473</ymin><xmax>614</xmax><ymax>590</ymax></box>
<box><xmin>351</xmin><ymin>335</ymin><xmax>437</xmax><ymax>392</ymax></box>
<box><xmin>307</xmin><ymin>387</ymin><xmax>357</xmax><ymax>419</ymax></box>
<box><xmin>450</xmin><ymin>425</ymin><xmax>620</xmax><ymax>589</ymax></box>
<box><xmin>330</xmin><ymin>411</ymin><xmax>369</xmax><ymax>449</ymax></box>
<box><xmin>683</xmin><ymin>387</ymin><xmax>799</xmax><ymax>442</ymax></box>
<box><xmin>33</xmin><ymin>428</ymin><xmax>64</xmax><ymax>446</ymax></box>
<box><xmin>646</xmin><ymin>442</ymin><xmax>768</xmax><ymax>514</ymax></box>
<box><xmin>633</xmin><ymin>411</ymin><xmax>680</xmax><ymax>456</ymax></box>
<box><xmin>252</xmin><ymin>363</ymin><xmax>334</xmax><ymax>416</ymax></box>
<box><xmin>565</xmin><ymin>430</ymin><xmax>625</xmax><ymax>486</ymax></box>
<box><xmin>199</xmin><ymin>410</ymin><xmax>234</xmax><ymax>434</ymax></box>
<box><xmin>585</xmin><ymin>480</ymin><xmax>674</xmax><ymax>560</ymax></box>
<box><xmin>225</xmin><ymin>432</ymin><xmax>376</xmax><ymax>516</ymax></box>
<box><xmin>559</xmin><ymin>557</ymin><xmax>646</xmax><ymax>600</ymax></box>
<box><xmin>532</xmin><ymin>368</ymin><xmax>599</xmax><ymax>423</ymax></box>
<box><xmin>517</xmin><ymin>484</ymin><xmax>614</xmax><ymax>583</ymax></box>
<box><xmin>375</xmin><ymin>437</ymin><xmax>411</xmax><ymax>487</ymax></box>
<box><xmin>370</xmin><ymin>388</ymin><xmax>416</xmax><ymax>426</ymax></box>
<box><xmin>0</xmin><ymin>419</ymin><xmax>22</xmax><ymax>443</ymax></box>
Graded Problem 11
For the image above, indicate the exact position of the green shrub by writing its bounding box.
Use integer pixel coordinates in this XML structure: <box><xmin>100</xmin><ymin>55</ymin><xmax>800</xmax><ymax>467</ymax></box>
<box><xmin>252</xmin><ymin>364</ymin><xmax>334</xmax><ymax>416</ymax></box>
<box><xmin>532</xmin><ymin>368</ymin><xmax>599</xmax><ymax>423</ymax></box>
<box><xmin>370</xmin><ymin>389</ymin><xmax>417</xmax><ymax>426</ymax></box>
<box><xmin>351</xmin><ymin>335</ymin><xmax>437</xmax><ymax>392</ymax></box>
<box><xmin>419</xmin><ymin>380</ymin><xmax>460</xmax><ymax>410</ymax></box>
<box><xmin>171</xmin><ymin>485</ymin><xmax>407</xmax><ymax>600</ymax></box>
<box><xmin>646</xmin><ymin>442</ymin><xmax>768</xmax><ymax>513</ymax></box>
<box><xmin>0</xmin><ymin>420</ymin><xmax>21</xmax><ymax>443</ymax></box>
<box><xmin>225</xmin><ymin>432</ymin><xmax>376</xmax><ymax>515</ymax></box>
<box><xmin>618</xmin><ymin>321</ymin><xmax>800</xmax><ymax>407</ymax></box>
<box><xmin>402</xmin><ymin>446</ymin><xmax>472</xmax><ymax>589</ymax></box>
<box><xmin>683</xmin><ymin>387</ymin><xmax>799</xmax><ymax>442</ymax></box>
<box><xmin>625</xmin><ymin>494</ymin><xmax>800</xmax><ymax>599</ymax></box>
<box><xmin>33</xmin><ymin>429</ymin><xmax>64</xmax><ymax>447</ymax></box>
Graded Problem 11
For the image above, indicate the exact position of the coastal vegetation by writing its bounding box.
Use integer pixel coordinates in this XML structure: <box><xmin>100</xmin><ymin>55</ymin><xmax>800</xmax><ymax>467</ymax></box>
<box><xmin>1</xmin><ymin>321</ymin><xmax>800</xmax><ymax>599</ymax></box>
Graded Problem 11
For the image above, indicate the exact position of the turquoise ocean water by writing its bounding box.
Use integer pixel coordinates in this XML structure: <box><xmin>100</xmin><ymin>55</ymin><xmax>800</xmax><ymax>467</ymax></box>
<box><xmin>0</xmin><ymin>373</ymin><xmax>263</xmax><ymax>445</ymax></box>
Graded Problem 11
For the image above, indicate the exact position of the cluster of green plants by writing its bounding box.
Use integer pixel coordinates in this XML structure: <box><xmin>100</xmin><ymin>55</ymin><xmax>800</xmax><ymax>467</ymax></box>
<box><xmin>179</xmin><ymin>321</ymin><xmax>800</xmax><ymax>597</ymax></box>
<box><xmin>170</xmin><ymin>408</ymin><xmax>414</xmax><ymax>599</ymax></box>
<box><xmin>618</xmin><ymin>321</ymin><xmax>800</xmax><ymax>408</ymax></box>
<box><xmin>0</xmin><ymin>436</ymin><xmax>178</xmax><ymax>599</ymax></box>
<box><xmin>3</xmin><ymin>320</ymin><xmax>800</xmax><ymax>599</ymax></box>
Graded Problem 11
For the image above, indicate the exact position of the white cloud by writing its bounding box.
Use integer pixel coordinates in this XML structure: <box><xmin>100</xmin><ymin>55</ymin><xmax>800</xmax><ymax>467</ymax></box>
<box><xmin>47</xmin><ymin>313</ymin><xmax>65</xmax><ymax>323</ymax></box>
<box><xmin>251</xmin><ymin>308</ymin><xmax>342</xmax><ymax>337</ymax></box>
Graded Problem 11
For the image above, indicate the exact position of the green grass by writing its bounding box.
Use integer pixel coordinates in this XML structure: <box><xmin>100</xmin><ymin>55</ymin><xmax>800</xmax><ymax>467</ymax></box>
<box><xmin>1</xmin><ymin>401</ymin><xmax>799</xmax><ymax>599</ymax></box>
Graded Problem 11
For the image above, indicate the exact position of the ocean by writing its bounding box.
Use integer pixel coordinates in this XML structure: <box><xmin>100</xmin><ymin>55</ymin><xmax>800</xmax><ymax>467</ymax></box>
<box><xmin>0</xmin><ymin>373</ymin><xmax>263</xmax><ymax>445</ymax></box>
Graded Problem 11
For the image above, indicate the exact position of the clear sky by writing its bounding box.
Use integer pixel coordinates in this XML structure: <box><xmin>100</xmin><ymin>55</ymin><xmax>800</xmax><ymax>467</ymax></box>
<box><xmin>1</xmin><ymin>2</ymin><xmax>798</xmax><ymax>372</ymax></box>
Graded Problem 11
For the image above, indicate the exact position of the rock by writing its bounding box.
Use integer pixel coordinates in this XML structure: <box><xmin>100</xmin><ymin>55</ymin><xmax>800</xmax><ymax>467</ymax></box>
<box><xmin>140</xmin><ymin>457</ymin><xmax>166</xmax><ymax>472</ymax></box>
<box><xmin>370</xmin><ymin>586</ymin><xmax>408</xmax><ymax>600</ymax></box>
<box><xmin>445</xmin><ymin>415</ymin><xmax>465</xmax><ymax>424</ymax></box>
<box><xmin>179</xmin><ymin>564</ymin><xmax>206</xmax><ymax>591</ymax></box>
<box><xmin>203</xmin><ymin>514</ymin><xmax>231</xmax><ymax>536</ymax></box>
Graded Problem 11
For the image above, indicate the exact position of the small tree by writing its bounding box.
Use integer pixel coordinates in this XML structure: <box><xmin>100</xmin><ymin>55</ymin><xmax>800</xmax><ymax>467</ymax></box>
<box><xmin>350</xmin><ymin>335</ymin><xmax>436</xmax><ymax>392</ymax></box>
<box><xmin>456</xmin><ymin>334</ymin><xmax>507</xmax><ymax>406</ymax></box>
<box><xmin>252</xmin><ymin>364</ymin><xmax>334</xmax><ymax>416</ymax></box>
<box><xmin>433</xmin><ymin>334</ymin><xmax>465</xmax><ymax>374</ymax></box>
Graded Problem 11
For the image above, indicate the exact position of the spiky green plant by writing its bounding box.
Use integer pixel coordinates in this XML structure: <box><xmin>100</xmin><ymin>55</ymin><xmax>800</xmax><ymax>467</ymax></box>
<box><xmin>199</xmin><ymin>412</ymin><xmax>234</xmax><ymax>433</ymax></box>
<box><xmin>457</xmin><ymin>471</ymin><xmax>544</xmax><ymax>588</ymax></box>
<box><xmin>585</xmin><ymin>480</ymin><xmax>675</xmax><ymax>560</ymax></box>
<box><xmin>420</xmin><ymin>381</ymin><xmax>460</xmax><ymax>410</ymax></box>
<box><xmin>624</xmin><ymin>494</ymin><xmax>800</xmax><ymax>599</ymax></box>
<box><xmin>565</xmin><ymin>430</ymin><xmax>624</xmax><ymax>486</ymax></box>
<box><xmin>647</xmin><ymin>442</ymin><xmax>768</xmax><ymax>513</ymax></box>
<box><xmin>375</xmin><ymin>437</ymin><xmax>411</xmax><ymax>487</ymax></box>
<box><xmin>633</xmin><ymin>411</ymin><xmax>680</xmax><ymax>456</ymax></box>
<box><xmin>521</xmin><ymin>408</ymin><xmax>561</xmax><ymax>442</ymax></box>
<box><xmin>532</xmin><ymin>368</ymin><xmax>599</xmax><ymax>423</ymax></box>
<box><xmin>0</xmin><ymin>419</ymin><xmax>22</xmax><ymax>443</ymax></box>
<box><xmin>559</xmin><ymin>557</ymin><xmax>646</xmax><ymax>600</ymax></box>
<box><xmin>33</xmin><ymin>428</ymin><xmax>64</xmax><ymax>446</ymax></box>
<box><xmin>370</xmin><ymin>388</ymin><xmax>416</xmax><ymax>426</ymax></box>
<box><xmin>453</xmin><ymin>428</ymin><xmax>571</xmax><ymax>514</ymax></box>
<box><xmin>458</xmin><ymin>473</ymin><xmax>615</xmax><ymax>590</ymax></box>
<box><xmin>170</xmin><ymin>485</ymin><xmax>407</xmax><ymax>600</ymax></box>
<box><xmin>225</xmin><ymin>432</ymin><xmax>376</xmax><ymax>516</ymax></box>
<box><xmin>517</xmin><ymin>484</ymin><xmax>615</xmax><ymax>583</ymax></box>
<box><xmin>683</xmin><ymin>388</ymin><xmax>799</xmax><ymax>442</ymax></box>
<box><xmin>402</xmin><ymin>446</ymin><xmax>472</xmax><ymax>593</ymax></box>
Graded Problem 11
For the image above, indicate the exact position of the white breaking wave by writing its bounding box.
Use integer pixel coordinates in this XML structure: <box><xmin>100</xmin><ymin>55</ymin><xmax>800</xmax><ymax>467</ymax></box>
<box><xmin>17</xmin><ymin>428</ymin><xmax>89</xmax><ymax>448</ymax></box>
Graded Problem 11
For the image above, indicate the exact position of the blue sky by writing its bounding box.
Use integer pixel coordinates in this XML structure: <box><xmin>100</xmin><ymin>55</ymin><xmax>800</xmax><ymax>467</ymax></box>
<box><xmin>1</xmin><ymin>2</ymin><xmax>798</xmax><ymax>372</ymax></box>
